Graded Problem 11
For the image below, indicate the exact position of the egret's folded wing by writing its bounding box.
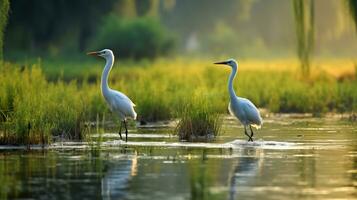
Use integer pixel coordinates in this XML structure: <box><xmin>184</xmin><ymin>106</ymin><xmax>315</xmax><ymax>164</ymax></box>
<box><xmin>111</xmin><ymin>90</ymin><xmax>137</xmax><ymax>119</ymax></box>
<box><xmin>242</xmin><ymin>99</ymin><xmax>263</xmax><ymax>127</ymax></box>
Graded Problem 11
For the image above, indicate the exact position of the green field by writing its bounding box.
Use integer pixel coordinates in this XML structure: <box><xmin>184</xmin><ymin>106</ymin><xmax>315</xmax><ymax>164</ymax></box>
<box><xmin>0</xmin><ymin>58</ymin><xmax>356</xmax><ymax>145</ymax></box>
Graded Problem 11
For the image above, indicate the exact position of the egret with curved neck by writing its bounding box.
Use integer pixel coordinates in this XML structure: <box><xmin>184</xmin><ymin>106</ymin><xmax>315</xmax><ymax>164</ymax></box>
<box><xmin>214</xmin><ymin>59</ymin><xmax>262</xmax><ymax>142</ymax></box>
<box><xmin>87</xmin><ymin>49</ymin><xmax>137</xmax><ymax>142</ymax></box>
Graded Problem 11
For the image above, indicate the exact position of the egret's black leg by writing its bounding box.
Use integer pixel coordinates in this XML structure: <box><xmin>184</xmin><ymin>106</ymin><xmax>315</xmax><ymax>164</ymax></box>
<box><xmin>244</xmin><ymin>126</ymin><xmax>253</xmax><ymax>142</ymax></box>
<box><xmin>124</xmin><ymin>120</ymin><xmax>128</xmax><ymax>142</ymax></box>
<box><xmin>118</xmin><ymin>121</ymin><xmax>123</xmax><ymax>140</ymax></box>
<box><xmin>249</xmin><ymin>125</ymin><xmax>254</xmax><ymax>142</ymax></box>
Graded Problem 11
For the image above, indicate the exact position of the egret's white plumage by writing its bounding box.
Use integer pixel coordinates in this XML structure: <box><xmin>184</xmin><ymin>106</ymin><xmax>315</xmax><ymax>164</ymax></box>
<box><xmin>215</xmin><ymin>59</ymin><xmax>262</xmax><ymax>141</ymax></box>
<box><xmin>88</xmin><ymin>49</ymin><xmax>136</xmax><ymax>142</ymax></box>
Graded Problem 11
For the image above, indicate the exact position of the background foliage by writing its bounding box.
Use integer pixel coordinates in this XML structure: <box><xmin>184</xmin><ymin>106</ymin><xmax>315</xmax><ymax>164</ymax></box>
<box><xmin>3</xmin><ymin>0</ymin><xmax>357</xmax><ymax>59</ymax></box>
<box><xmin>90</xmin><ymin>16</ymin><xmax>175</xmax><ymax>59</ymax></box>
<box><xmin>0</xmin><ymin>0</ymin><xmax>9</xmax><ymax>60</ymax></box>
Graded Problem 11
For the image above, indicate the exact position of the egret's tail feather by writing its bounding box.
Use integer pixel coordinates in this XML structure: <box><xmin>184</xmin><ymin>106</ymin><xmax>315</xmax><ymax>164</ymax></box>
<box><xmin>132</xmin><ymin>111</ymin><xmax>137</xmax><ymax>120</ymax></box>
<box><xmin>251</xmin><ymin>118</ymin><xmax>263</xmax><ymax>129</ymax></box>
<box><xmin>251</xmin><ymin>124</ymin><xmax>261</xmax><ymax>129</ymax></box>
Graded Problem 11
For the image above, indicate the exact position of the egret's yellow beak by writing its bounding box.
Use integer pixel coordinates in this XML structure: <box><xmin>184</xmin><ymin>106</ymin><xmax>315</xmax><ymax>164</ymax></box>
<box><xmin>87</xmin><ymin>51</ymin><xmax>100</xmax><ymax>56</ymax></box>
<box><xmin>214</xmin><ymin>61</ymin><xmax>229</xmax><ymax>65</ymax></box>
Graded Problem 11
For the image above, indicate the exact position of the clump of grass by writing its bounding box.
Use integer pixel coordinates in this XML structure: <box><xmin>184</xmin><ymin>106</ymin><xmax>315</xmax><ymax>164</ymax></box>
<box><xmin>175</xmin><ymin>96</ymin><xmax>222</xmax><ymax>142</ymax></box>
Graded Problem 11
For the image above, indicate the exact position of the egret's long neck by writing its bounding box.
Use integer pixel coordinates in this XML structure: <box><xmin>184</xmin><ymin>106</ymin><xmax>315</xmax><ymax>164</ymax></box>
<box><xmin>101</xmin><ymin>55</ymin><xmax>114</xmax><ymax>94</ymax></box>
<box><xmin>228</xmin><ymin>65</ymin><xmax>237</xmax><ymax>99</ymax></box>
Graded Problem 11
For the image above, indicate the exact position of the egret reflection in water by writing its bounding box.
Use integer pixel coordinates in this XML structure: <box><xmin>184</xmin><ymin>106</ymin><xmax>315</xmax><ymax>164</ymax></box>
<box><xmin>101</xmin><ymin>152</ymin><xmax>138</xmax><ymax>199</ymax></box>
<box><xmin>229</xmin><ymin>148</ymin><xmax>264</xmax><ymax>200</ymax></box>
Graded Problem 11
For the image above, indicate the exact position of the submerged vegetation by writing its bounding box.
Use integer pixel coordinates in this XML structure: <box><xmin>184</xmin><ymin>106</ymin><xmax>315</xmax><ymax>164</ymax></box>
<box><xmin>0</xmin><ymin>58</ymin><xmax>356</xmax><ymax>144</ymax></box>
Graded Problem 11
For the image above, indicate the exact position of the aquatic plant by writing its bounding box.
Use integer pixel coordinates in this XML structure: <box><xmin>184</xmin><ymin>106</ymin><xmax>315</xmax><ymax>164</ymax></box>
<box><xmin>174</xmin><ymin>96</ymin><xmax>222</xmax><ymax>142</ymax></box>
<box><xmin>87</xmin><ymin>113</ymin><xmax>104</xmax><ymax>157</ymax></box>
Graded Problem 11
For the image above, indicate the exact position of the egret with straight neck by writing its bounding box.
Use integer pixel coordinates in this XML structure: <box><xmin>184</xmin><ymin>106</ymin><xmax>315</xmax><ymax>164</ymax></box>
<box><xmin>87</xmin><ymin>49</ymin><xmax>137</xmax><ymax>142</ymax></box>
<box><xmin>214</xmin><ymin>59</ymin><xmax>262</xmax><ymax>142</ymax></box>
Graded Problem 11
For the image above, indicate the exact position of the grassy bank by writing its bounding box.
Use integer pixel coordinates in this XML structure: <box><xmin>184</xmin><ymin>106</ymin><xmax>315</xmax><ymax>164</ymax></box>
<box><xmin>0</xmin><ymin>58</ymin><xmax>356</xmax><ymax>144</ymax></box>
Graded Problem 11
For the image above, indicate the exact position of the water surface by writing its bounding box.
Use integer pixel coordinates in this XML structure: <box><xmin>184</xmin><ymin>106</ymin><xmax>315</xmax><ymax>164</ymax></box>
<box><xmin>0</xmin><ymin>115</ymin><xmax>356</xmax><ymax>200</ymax></box>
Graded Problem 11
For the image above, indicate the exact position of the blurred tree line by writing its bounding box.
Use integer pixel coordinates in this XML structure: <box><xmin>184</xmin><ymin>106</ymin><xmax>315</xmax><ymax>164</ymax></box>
<box><xmin>347</xmin><ymin>0</ymin><xmax>357</xmax><ymax>30</ymax></box>
<box><xmin>4</xmin><ymin>0</ymin><xmax>116</xmax><ymax>52</ymax></box>
<box><xmin>3</xmin><ymin>0</ymin><xmax>175</xmax><ymax>59</ymax></box>
<box><xmin>293</xmin><ymin>0</ymin><xmax>314</xmax><ymax>76</ymax></box>
<box><xmin>5</xmin><ymin>0</ymin><xmax>291</xmax><ymax>58</ymax></box>
<box><xmin>1</xmin><ymin>0</ymin><xmax>357</xmax><ymax>60</ymax></box>
<box><xmin>0</xmin><ymin>0</ymin><xmax>9</xmax><ymax>60</ymax></box>
<box><xmin>292</xmin><ymin>0</ymin><xmax>357</xmax><ymax>76</ymax></box>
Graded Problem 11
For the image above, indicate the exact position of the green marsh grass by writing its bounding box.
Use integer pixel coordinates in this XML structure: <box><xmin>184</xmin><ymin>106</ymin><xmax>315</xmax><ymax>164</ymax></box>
<box><xmin>0</xmin><ymin>62</ymin><xmax>94</xmax><ymax>144</ymax></box>
<box><xmin>0</xmin><ymin>58</ymin><xmax>356</xmax><ymax>145</ymax></box>
<box><xmin>174</xmin><ymin>96</ymin><xmax>222</xmax><ymax>142</ymax></box>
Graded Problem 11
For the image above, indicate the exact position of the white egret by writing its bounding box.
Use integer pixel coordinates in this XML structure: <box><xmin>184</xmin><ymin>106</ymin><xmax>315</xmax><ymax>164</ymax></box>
<box><xmin>87</xmin><ymin>49</ymin><xmax>137</xmax><ymax>142</ymax></box>
<box><xmin>214</xmin><ymin>59</ymin><xmax>262</xmax><ymax>142</ymax></box>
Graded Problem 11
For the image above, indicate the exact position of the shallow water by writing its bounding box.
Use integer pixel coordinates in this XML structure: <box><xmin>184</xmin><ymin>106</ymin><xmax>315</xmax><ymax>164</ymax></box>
<box><xmin>0</xmin><ymin>115</ymin><xmax>356</xmax><ymax>200</ymax></box>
